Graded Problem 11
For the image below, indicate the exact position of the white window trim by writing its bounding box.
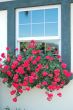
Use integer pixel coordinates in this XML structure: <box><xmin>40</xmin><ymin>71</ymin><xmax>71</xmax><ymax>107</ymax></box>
<box><xmin>16</xmin><ymin>5</ymin><xmax>61</xmax><ymax>55</ymax></box>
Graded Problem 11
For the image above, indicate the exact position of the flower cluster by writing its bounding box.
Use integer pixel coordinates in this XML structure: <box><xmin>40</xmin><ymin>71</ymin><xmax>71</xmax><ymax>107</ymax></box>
<box><xmin>0</xmin><ymin>40</ymin><xmax>72</xmax><ymax>102</ymax></box>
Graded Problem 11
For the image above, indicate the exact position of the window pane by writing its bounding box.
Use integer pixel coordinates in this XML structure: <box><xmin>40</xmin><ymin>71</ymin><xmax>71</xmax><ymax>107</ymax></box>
<box><xmin>45</xmin><ymin>8</ymin><xmax>58</xmax><ymax>22</ymax></box>
<box><xmin>20</xmin><ymin>40</ymin><xmax>59</xmax><ymax>54</ymax></box>
<box><xmin>32</xmin><ymin>10</ymin><xmax>44</xmax><ymax>23</ymax></box>
<box><xmin>32</xmin><ymin>24</ymin><xmax>44</xmax><ymax>37</ymax></box>
<box><xmin>45</xmin><ymin>23</ymin><xmax>58</xmax><ymax>36</ymax></box>
<box><xmin>19</xmin><ymin>25</ymin><xmax>31</xmax><ymax>37</ymax></box>
<box><xmin>19</xmin><ymin>11</ymin><xmax>31</xmax><ymax>24</ymax></box>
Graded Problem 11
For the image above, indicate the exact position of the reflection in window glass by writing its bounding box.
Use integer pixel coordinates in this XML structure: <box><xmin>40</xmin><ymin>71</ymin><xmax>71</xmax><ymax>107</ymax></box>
<box><xmin>32</xmin><ymin>24</ymin><xmax>44</xmax><ymax>37</ymax></box>
<box><xmin>19</xmin><ymin>25</ymin><xmax>31</xmax><ymax>37</ymax></box>
<box><xmin>18</xmin><ymin>8</ymin><xmax>58</xmax><ymax>37</ymax></box>
<box><xmin>45</xmin><ymin>8</ymin><xmax>58</xmax><ymax>22</ymax></box>
<box><xmin>20</xmin><ymin>41</ymin><xmax>59</xmax><ymax>54</ymax></box>
<box><xmin>32</xmin><ymin>10</ymin><xmax>44</xmax><ymax>23</ymax></box>
<box><xmin>19</xmin><ymin>11</ymin><xmax>31</xmax><ymax>24</ymax></box>
<box><xmin>45</xmin><ymin>23</ymin><xmax>58</xmax><ymax>36</ymax></box>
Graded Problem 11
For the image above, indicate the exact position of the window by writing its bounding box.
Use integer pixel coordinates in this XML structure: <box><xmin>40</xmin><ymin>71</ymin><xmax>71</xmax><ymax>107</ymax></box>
<box><xmin>16</xmin><ymin>5</ymin><xmax>61</xmax><ymax>54</ymax></box>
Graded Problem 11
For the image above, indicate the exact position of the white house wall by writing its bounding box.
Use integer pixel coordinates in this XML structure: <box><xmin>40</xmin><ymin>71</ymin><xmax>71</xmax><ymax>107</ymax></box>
<box><xmin>0</xmin><ymin>0</ymin><xmax>13</xmax><ymax>2</ymax></box>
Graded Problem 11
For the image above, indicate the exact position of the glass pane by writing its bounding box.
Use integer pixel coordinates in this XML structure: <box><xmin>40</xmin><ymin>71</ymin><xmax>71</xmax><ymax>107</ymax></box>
<box><xmin>19</xmin><ymin>11</ymin><xmax>31</xmax><ymax>24</ymax></box>
<box><xmin>32</xmin><ymin>24</ymin><xmax>44</xmax><ymax>37</ymax></box>
<box><xmin>45</xmin><ymin>8</ymin><xmax>58</xmax><ymax>22</ymax></box>
<box><xmin>45</xmin><ymin>23</ymin><xmax>58</xmax><ymax>36</ymax></box>
<box><xmin>32</xmin><ymin>10</ymin><xmax>44</xmax><ymax>23</ymax></box>
<box><xmin>19</xmin><ymin>25</ymin><xmax>31</xmax><ymax>37</ymax></box>
<box><xmin>20</xmin><ymin>40</ymin><xmax>59</xmax><ymax>54</ymax></box>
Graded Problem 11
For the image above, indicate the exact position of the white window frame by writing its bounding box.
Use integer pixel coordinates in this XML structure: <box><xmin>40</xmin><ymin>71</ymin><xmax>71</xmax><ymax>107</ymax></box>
<box><xmin>16</xmin><ymin>5</ymin><xmax>61</xmax><ymax>55</ymax></box>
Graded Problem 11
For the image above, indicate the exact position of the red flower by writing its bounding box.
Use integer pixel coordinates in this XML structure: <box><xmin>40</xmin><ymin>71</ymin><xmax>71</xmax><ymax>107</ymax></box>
<box><xmin>25</xmin><ymin>86</ymin><xmax>30</xmax><ymax>91</ymax></box>
<box><xmin>0</xmin><ymin>58</ymin><xmax>2</xmax><ymax>61</ymax></box>
<box><xmin>0</xmin><ymin>64</ymin><xmax>2</xmax><ymax>68</ymax></box>
<box><xmin>12</xmin><ymin>82</ymin><xmax>19</xmax><ymax>88</ymax></box>
<box><xmin>7</xmin><ymin>57</ymin><xmax>11</xmax><ymax>62</ymax></box>
<box><xmin>32</xmin><ymin>50</ymin><xmax>37</xmax><ymax>54</ymax></box>
<box><xmin>42</xmin><ymin>81</ymin><xmax>48</xmax><ymax>86</ymax></box>
<box><xmin>2</xmin><ymin>78</ymin><xmax>8</xmax><ymax>83</ymax></box>
<box><xmin>46</xmin><ymin>55</ymin><xmax>54</xmax><ymax>61</ymax></box>
<box><xmin>7</xmin><ymin>71</ymin><xmax>12</xmax><ymax>77</ymax></box>
<box><xmin>6</xmin><ymin>47</ymin><xmax>10</xmax><ymax>51</ymax></box>
<box><xmin>35</xmin><ymin>67</ymin><xmax>40</xmax><ymax>73</ymax></box>
<box><xmin>1</xmin><ymin>53</ymin><xmax>5</xmax><ymax>58</ymax></box>
<box><xmin>54</xmin><ymin>77</ymin><xmax>60</xmax><ymax>82</ymax></box>
<box><xmin>17</xmin><ymin>55</ymin><xmax>22</xmax><ymax>61</ymax></box>
<box><xmin>63</xmin><ymin>70</ymin><xmax>71</xmax><ymax>77</ymax></box>
<box><xmin>13</xmin><ymin>74</ymin><xmax>19</xmax><ymax>82</ymax></box>
<box><xmin>61</xmin><ymin>63</ymin><xmax>67</xmax><ymax>69</ymax></box>
<box><xmin>29</xmin><ymin>76</ymin><xmax>34</xmax><ymax>84</ymax></box>
<box><xmin>36</xmin><ymin>84</ymin><xmax>41</xmax><ymax>88</ymax></box>
<box><xmin>10</xmin><ymin>90</ymin><xmax>16</xmax><ymax>95</ymax></box>
<box><xmin>4</xmin><ymin>65</ymin><xmax>9</xmax><ymax>71</ymax></box>
<box><xmin>32</xmin><ymin>60</ymin><xmax>37</xmax><ymax>65</ymax></box>
<box><xmin>18</xmin><ymin>89</ymin><xmax>23</xmax><ymax>93</ymax></box>
<box><xmin>57</xmin><ymin>93</ymin><xmax>62</xmax><ymax>97</ymax></box>
<box><xmin>15</xmin><ymin>48</ymin><xmax>18</xmax><ymax>51</ymax></box>
<box><xmin>46</xmin><ymin>92</ymin><xmax>53</xmax><ymax>101</ymax></box>
<box><xmin>23</xmin><ymin>60</ymin><xmax>29</xmax><ymax>68</ymax></box>
<box><xmin>16</xmin><ymin>66</ymin><xmax>24</xmax><ymax>74</ymax></box>
<box><xmin>23</xmin><ymin>81</ymin><xmax>28</xmax><ymax>86</ymax></box>
<box><xmin>37</xmin><ymin>64</ymin><xmax>43</xmax><ymax>69</ymax></box>
<box><xmin>35</xmin><ymin>56</ymin><xmax>41</xmax><ymax>62</ymax></box>
<box><xmin>13</xmin><ymin>97</ymin><xmax>17</xmax><ymax>102</ymax></box>
<box><xmin>42</xmin><ymin>71</ymin><xmax>48</xmax><ymax>77</ymax></box>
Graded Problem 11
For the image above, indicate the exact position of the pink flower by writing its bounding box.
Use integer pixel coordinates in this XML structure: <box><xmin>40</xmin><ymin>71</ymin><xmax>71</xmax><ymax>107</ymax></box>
<box><xmin>57</xmin><ymin>55</ymin><xmax>61</xmax><ymax>59</ymax></box>
<box><xmin>61</xmin><ymin>63</ymin><xmax>67</xmax><ymax>69</ymax></box>
<box><xmin>46</xmin><ymin>93</ymin><xmax>53</xmax><ymax>101</ymax></box>
<box><xmin>15</xmin><ymin>48</ymin><xmax>18</xmax><ymax>51</ymax></box>
<box><xmin>13</xmin><ymin>74</ymin><xmax>19</xmax><ymax>82</ymax></box>
<box><xmin>32</xmin><ymin>50</ymin><xmax>38</xmax><ymax>54</ymax></box>
<box><xmin>54</xmin><ymin>69</ymin><xmax>60</xmax><ymax>74</ymax></box>
<box><xmin>42</xmin><ymin>81</ymin><xmax>48</xmax><ymax>86</ymax></box>
<box><xmin>2</xmin><ymin>78</ymin><xmax>8</xmax><ymax>83</ymax></box>
<box><xmin>29</xmin><ymin>76</ymin><xmax>34</xmax><ymax>84</ymax></box>
<box><xmin>17</xmin><ymin>55</ymin><xmax>22</xmax><ymax>61</ymax></box>
<box><xmin>18</xmin><ymin>89</ymin><xmax>23</xmax><ymax>93</ymax></box>
<box><xmin>63</xmin><ymin>70</ymin><xmax>71</xmax><ymax>77</ymax></box>
<box><xmin>25</xmin><ymin>86</ymin><xmax>30</xmax><ymax>91</ymax></box>
<box><xmin>12</xmin><ymin>82</ymin><xmax>19</xmax><ymax>88</ymax></box>
<box><xmin>10</xmin><ymin>90</ymin><xmax>16</xmax><ymax>95</ymax></box>
<box><xmin>0</xmin><ymin>64</ymin><xmax>2</xmax><ymax>68</ymax></box>
<box><xmin>42</xmin><ymin>71</ymin><xmax>48</xmax><ymax>77</ymax></box>
<box><xmin>7</xmin><ymin>57</ymin><xmax>11</xmax><ymax>62</ymax></box>
<box><xmin>1</xmin><ymin>53</ymin><xmax>5</xmax><ymax>58</ymax></box>
<box><xmin>35</xmin><ymin>67</ymin><xmax>40</xmax><ymax>73</ymax></box>
<box><xmin>54</xmin><ymin>77</ymin><xmax>60</xmax><ymax>82</ymax></box>
<box><xmin>6</xmin><ymin>47</ymin><xmax>10</xmax><ymax>51</ymax></box>
<box><xmin>46</xmin><ymin>55</ymin><xmax>54</xmax><ymax>61</ymax></box>
<box><xmin>36</xmin><ymin>84</ymin><xmax>41</xmax><ymax>88</ymax></box>
<box><xmin>32</xmin><ymin>60</ymin><xmax>37</xmax><ymax>65</ymax></box>
<box><xmin>7</xmin><ymin>71</ymin><xmax>12</xmax><ymax>77</ymax></box>
<box><xmin>16</xmin><ymin>66</ymin><xmax>24</xmax><ymax>74</ymax></box>
<box><xmin>23</xmin><ymin>81</ymin><xmax>28</xmax><ymax>86</ymax></box>
<box><xmin>35</xmin><ymin>56</ymin><xmax>41</xmax><ymax>62</ymax></box>
<box><xmin>0</xmin><ymin>58</ymin><xmax>2</xmax><ymax>61</ymax></box>
<box><xmin>57</xmin><ymin>93</ymin><xmax>62</xmax><ymax>97</ymax></box>
<box><xmin>13</xmin><ymin>97</ymin><xmax>17</xmax><ymax>102</ymax></box>
<box><xmin>4</xmin><ymin>65</ymin><xmax>9</xmax><ymax>71</ymax></box>
<box><xmin>37</xmin><ymin>64</ymin><xmax>43</xmax><ymax>69</ymax></box>
<box><xmin>23</xmin><ymin>60</ymin><xmax>29</xmax><ymax>68</ymax></box>
<box><xmin>47</xmin><ymin>85</ymin><xmax>56</xmax><ymax>91</ymax></box>
<box><xmin>48</xmin><ymin>74</ymin><xmax>53</xmax><ymax>77</ymax></box>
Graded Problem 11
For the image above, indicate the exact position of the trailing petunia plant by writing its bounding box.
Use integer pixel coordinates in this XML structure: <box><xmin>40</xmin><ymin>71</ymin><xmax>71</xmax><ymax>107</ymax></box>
<box><xmin>0</xmin><ymin>40</ymin><xmax>72</xmax><ymax>102</ymax></box>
